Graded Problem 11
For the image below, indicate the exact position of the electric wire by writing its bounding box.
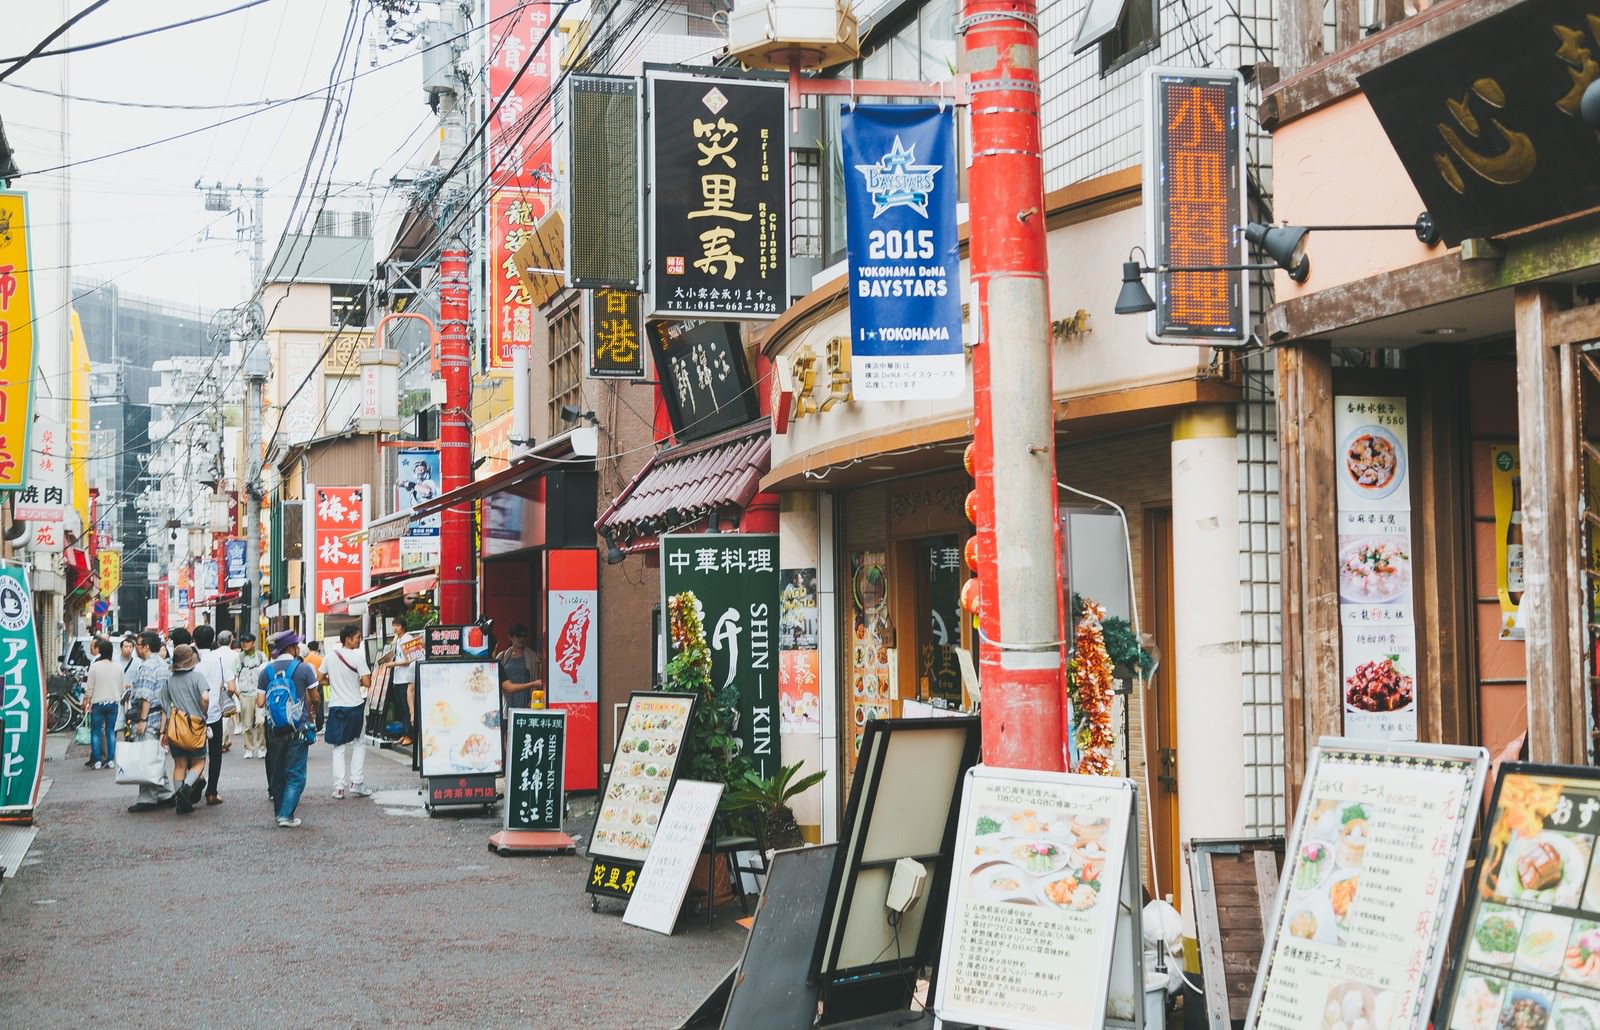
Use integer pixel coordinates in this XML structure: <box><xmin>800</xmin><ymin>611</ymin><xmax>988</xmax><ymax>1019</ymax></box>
<box><xmin>0</xmin><ymin>0</ymin><xmax>116</xmax><ymax>84</ymax></box>
<box><xmin>0</xmin><ymin>0</ymin><xmax>278</xmax><ymax>67</ymax></box>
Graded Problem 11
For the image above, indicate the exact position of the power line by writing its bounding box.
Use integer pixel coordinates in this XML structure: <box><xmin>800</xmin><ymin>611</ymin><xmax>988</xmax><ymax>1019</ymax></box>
<box><xmin>0</xmin><ymin>0</ymin><xmax>116</xmax><ymax>84</ymax></box>
<box><xmin>0</xmin><ymin>78</ymin><xmax>297</xmax><ymax>112</ymax></box>
<box><xmin>0</xmin><ymin>0</ymin><xmax>277</xmax><ymax>66</ymax></box>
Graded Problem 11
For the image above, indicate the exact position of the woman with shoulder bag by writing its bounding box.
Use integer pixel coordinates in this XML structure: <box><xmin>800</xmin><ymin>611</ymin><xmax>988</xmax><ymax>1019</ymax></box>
<box><xmin>159</xmin><ymin>645</ymin><xmax>212</xmax><ymax>816</ymax></box>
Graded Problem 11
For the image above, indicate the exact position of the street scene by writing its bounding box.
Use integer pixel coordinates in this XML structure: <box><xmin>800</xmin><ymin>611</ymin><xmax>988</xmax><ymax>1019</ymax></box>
<box><xmin>4</xmin><ymin>0</ymin><xmax>1600</xmax><ymax>1026</ymax></box>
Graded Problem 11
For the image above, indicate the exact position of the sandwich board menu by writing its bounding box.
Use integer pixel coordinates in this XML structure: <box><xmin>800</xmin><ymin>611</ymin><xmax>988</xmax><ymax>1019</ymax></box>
<box><xmin>505</xmin><ymin>708</ymin><xmax>565</xmax><ymax>832</ymax></box>
<box><xmin>1439</xmin><ymin>764</ymin><xmax>1600</xmax><ymax>1029</ymax></box>
<box><xmin>624</xmin><ymin>779</ymin><xmax>724</xmax><ymax>934</ymax></box>
<box><xmin>1247</xmin><ymin>738</ymin><xmax>1488</xmax><ymax>1030</ymax></box>
<box><xmin>934</xmin><ymin>767</ymin><xmax>1146</xmax><ymax>1029</ymax></box>
<box><xmin>585</xmin><ymin>691</ymin><xmax>696</xmax><ymax>902</ymax></box>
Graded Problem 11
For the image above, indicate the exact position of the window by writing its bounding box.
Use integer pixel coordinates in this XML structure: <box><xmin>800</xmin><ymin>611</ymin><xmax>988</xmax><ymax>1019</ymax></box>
<box><xmin>330</xmin><ymin>283</ymin><xmax>369</xmax><ymax>327</ymax></box>
<box><xmin>1070</xmin><ymin>0</ymin><xmax>1158</xmax><ymax>72</ymax></box>
<box><xmin>791</xmin><ymin>149</ymin><xmax>822</xmax><ymax>260</ymax></box>
<box><xmin>548</xmin><ymin>301</ymin><xmax>583</xmax><ymax>438</ymax></box>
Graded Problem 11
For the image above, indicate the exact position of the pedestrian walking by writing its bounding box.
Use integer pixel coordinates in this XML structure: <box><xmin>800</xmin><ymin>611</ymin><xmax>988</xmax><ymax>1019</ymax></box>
<box><xmin>321</xmin><ymin>625</ymin><xmax>373</xmax><ymax>800</ymax></box>
<box><xmin>259</xmin><ymin>631</ymin><xmax>319</xmax><ymax>828</ymax></box>
<box><xmin>215</xmin><ymin>630</ymin><xmax>238</xmax><ymax>747</ymax></box>
<box><xmin>82</xmin><ymin>638</ymin><xmax>120</xmax><ymax>770</ymax></box>
<box><xmin>160</xmin><ymin>644</ymin><xmax>211</xmax><ymax>816</ymax></box>
<box><xmin>193</xmin><ymin>624</ymin><xmax>235</xmax><ymax>806</ymax></box>
<box><xmin>125</xmin><ymin>631</ymin><xmax>176</xmax><ymax>813</ymax></box>
<box><xmin>304</xmin><ymin>640</ymin><xmax>326</xmax><ymax>731</ymax></box>
<box><xmin>235</xmin><ymin>632</ymin><xmax>265</xmax><ymax>758</ymax></box>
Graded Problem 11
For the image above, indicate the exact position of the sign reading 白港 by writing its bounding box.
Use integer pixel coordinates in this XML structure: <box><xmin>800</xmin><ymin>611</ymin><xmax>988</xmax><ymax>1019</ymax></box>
<box><xmin>842</xmin><ymin>105</ymin><xmax>963</xmax><ymax>399</ymax></box>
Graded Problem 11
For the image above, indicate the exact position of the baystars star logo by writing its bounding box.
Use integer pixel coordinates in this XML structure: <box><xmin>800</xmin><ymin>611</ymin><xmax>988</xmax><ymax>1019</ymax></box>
<box><xmin>855</xmin><ymin>135</ymin><xmax>940</xmax><ymax>218</ymax></box>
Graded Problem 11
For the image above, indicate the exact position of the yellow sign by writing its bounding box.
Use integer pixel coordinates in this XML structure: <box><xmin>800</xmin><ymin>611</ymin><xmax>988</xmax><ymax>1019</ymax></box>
<box><xmin>69</xmin><ymin>309</ymin><xmax>90</xmax><ymax>527</ymax></box>
<box><xmin>99</xmin><ymin>551</ymin><xmax>122</xmax><ymax>596</ymax></box>
<box><xmin>0</xmin><ymin>192</ymin><xmax>36</xmax><ymax>490</ymax></box>
<box><xmin>1490</xmin><ymin>444</ymin><xmax>1524</xmax><ymax>640</ymax></box>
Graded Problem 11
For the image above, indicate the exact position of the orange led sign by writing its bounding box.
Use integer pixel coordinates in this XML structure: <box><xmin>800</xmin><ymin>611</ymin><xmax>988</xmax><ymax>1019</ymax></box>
<box><xmin>1144</xmin><ymin>68</ymin><xmax>1247</xmax><ymax>347</ymax></box>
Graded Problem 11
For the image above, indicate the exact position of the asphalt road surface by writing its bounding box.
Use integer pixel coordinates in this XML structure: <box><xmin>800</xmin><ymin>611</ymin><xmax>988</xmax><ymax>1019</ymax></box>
<box><xmin>0</xmin><ymin>734</ymin><xmax>745</xmax><ymax>1028</ymax></box>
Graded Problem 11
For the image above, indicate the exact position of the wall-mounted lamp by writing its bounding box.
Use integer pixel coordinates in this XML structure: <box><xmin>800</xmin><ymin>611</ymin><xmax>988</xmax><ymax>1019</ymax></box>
<box><xmin>559</xmin><ymin>404</ymin><xmax>599</xmax><ymax>427</ymax></box>
<box><xmin>1114</xmin><ymin>243</ymin><xmax>1300</xmax><ymax>317</ymax></box>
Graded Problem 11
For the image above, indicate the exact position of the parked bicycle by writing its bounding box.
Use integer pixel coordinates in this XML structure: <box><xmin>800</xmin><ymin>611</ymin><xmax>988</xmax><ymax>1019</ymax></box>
<box><xmin>46</xmin><ymin>669</ymin><xmax>84</xmax><ymax>734</ymax></box>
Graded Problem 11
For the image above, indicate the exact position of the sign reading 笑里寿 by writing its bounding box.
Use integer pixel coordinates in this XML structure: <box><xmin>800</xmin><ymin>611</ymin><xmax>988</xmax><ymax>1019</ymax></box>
<box><xmin>661</xmin><ymin>533</ymin><xmax>779</xmax><ymax>780</ymax></box>
<box><xmin>841</xmin><ymin>105</ymin><xmax>963</xmax><ymax>399</ymax></box>
<box><xmin>0</xmin><ymin>568</ymin><xmax>46</xmax><ymax>816</ymax></box>
<box><xmin>647</xmin><ymin>71</ymin><xmax>788</xmax><ymax>320</ymax></box>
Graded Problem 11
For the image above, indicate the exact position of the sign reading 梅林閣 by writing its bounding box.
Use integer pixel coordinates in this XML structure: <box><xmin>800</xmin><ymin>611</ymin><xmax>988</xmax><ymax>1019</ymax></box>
<box><xmin>0</xmin><ymin>568</ymin><xmax>45</xmax><ymax>816</ymax></box>
<box><xmin>661</xmin><ymin>534</ymin><xmax>779</xmax><ymax>780</ymax></box>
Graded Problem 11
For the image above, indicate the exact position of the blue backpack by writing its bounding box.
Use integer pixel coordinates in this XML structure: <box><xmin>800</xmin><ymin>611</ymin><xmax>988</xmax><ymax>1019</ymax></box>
<box><xmin>263</xmin><ymin>659</ymin><xmax>306</xmax><ymax>737</ymax></box>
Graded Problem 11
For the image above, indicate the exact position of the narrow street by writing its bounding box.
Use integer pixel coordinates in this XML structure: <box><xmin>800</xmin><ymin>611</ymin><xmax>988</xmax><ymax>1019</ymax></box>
<box><xmin>0</xmin><ymin>736</ymin><xmax>743</xmax><ymax>1029</ymax></box>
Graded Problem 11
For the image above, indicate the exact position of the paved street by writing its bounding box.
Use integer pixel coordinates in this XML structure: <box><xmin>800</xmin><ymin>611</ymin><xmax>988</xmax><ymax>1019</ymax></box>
<box><xmin>0</xmin><ymin>736</ymin><xmax>744</xmax><ymax>1029</ymax></box>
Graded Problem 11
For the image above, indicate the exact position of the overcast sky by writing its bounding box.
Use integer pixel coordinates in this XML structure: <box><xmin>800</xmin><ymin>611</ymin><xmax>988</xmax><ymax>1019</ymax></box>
<box><xmin>4</xmin><ymin>0</ymin><xmax>440</xmax><ymax>312</ymax></box>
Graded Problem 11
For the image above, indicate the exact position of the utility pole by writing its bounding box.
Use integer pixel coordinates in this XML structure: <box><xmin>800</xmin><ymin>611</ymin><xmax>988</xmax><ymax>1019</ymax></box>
<box><xmin>963</xmin><ymin>0</ymin><xmax>1067</xmax><ymax>769</ymax></box>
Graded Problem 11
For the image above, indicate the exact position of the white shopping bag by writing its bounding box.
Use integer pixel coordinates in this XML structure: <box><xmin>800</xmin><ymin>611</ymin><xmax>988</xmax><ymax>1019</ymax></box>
<box><xmin>114</xmin><ymin>738</ymin><xmax>167</xmax><ymax>787</ymax></box>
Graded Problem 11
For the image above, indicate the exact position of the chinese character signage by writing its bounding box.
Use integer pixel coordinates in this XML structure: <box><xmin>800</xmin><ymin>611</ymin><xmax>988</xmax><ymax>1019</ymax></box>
<box><xmin>588</xmin><ymin>288</ymin><xmax>646</xmax><ymax>379</ymax></box>
<box><xmin>567</xmin><ymin>74</ymin><xmax>641</xmax><ymax>289</ymax></box>
<box><xmin>17</xmin><ymin>414</ymin><xmax>66</xmax><ymax>529</ymax></box>
<box><xmin>487</xmin><ymin>0</ymin><xmax>555</xmax><ymax>200</ymax></box>
<box><xmin>422</xmin><ymin>624</ymin><xmax>493</xmax><ymax>661</ymax></box>
<box><xmin>623</xmin><ymin>779</ymin><xmax>725</xmax><ymax>935</ymax></box>
<box><xmin>779</xmin><ymin>568</ymin><xmax>820</xmax><ymax>734</ymax></box>
<box><xmin>1439</xmin><ymin>763</ymin><xmax>1600</xmax><ymax>1027</ymax></box>
<box><xmin>506</xmin><ymin>708</ymin><xmax>565</xmax><ymax>832</ymax></box>
<box><xmin>1144</xmin><ymin>68</ymin><xmax>1247</xmax><ymax>346</ymax></box>
<box><xmin>1359</xmin><ymin>0</ymin><xmax>1600</xmax><ymax>246</ymax></box>
<box><xmin>647</xmin><ymin>71</ymin><xmax>788</xmax><ymax>319</ymax></box>
<box><xmin>586</xmin><ymin>690</ymin><xmax>696</xmax><ymax>899</ymax></box>
<box><xmin>0</xmin><ymin>193</ymin><xmax>35</xmax><ymax>491</ymax></box>
<box><xmin>99</xmin><ymin>550</ymin><xmax>122</xmax><ymax>596</ymax></box>
<box><xmin>547</xmin><ymin>587</ymin><xmax>597</xmax><ymax>704</ymax></box>
<box><xmin>841</xmin><ymin>105</ymin><xmax>963</xmax><ymax>398</ymax></box>
<box><xmin>488</xmin><ymin>190</ymin><xmax>545</xmax><ymax>370</ymax></box>
<box><xmin>0</xmin><ymin>568</ymin><xmax>44</xmax><ymax>815</ymax></box>
<box><xmin>1249</xmin><ymin>740</ymin><xmax>1487</xmax><ymax>1030</ymax></box>
<box><xmin>1334</xmin><ymin>396</ymin><xmax>1417</xmax><ymax>742</ymax></box>
<box><xmin>646</xmin><ymin>319</ymin><xmax>759</xmax><ymax>443</ymax></box>
<box><xmin>311</xmin><ymin>485</ymin><xmax>366</xmax><ymax>615</ymax></box>
<box><xmin>661</xmin><ymin>533</ymin><xmax>779</xmax><ymax>779</ymax></box>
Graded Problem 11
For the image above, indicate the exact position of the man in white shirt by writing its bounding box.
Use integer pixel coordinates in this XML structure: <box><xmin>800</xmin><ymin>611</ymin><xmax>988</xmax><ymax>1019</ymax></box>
<box><xmin>321</xmin><ymin>624</ymin><xmax>373</xmax><ymax>799</ymax></box>
<box><xmin>386</xmin><ymin>617</ymin><xmax>417</xmax><ymax>745</ymax></box>
<box><xmin>193</xmin><ymin>624</ymin><xmax>236</xmax><ymax>806</ymax></box>
<box><xmin>215</xmin><ymin>630</ymin><xmax>239</xmax><ymax>747</ymax></box>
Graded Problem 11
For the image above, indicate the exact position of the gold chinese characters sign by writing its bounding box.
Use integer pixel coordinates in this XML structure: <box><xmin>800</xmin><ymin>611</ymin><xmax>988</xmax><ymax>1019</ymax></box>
<box><xmin>0</xmin><ymin>193</ymin><xmax>35</xmax><ymax>489</ymax></box>
<box><xmin>1359</xmin><ymin>0</ymin><xmax>1600</xmax><ymax>246</ymax></box>
<box><xmin>588</xmin><ymin>289</ymin><xmax>645</xmax><ymax>379</ymax></box>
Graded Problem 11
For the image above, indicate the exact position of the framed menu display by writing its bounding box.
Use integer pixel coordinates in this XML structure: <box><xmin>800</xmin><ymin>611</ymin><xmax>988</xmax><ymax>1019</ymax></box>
<box><xmin>623</xmin><ymin>779</ymin><xmax>724</xmax><ymax>935</ymax></box>
<box><xmin>416</xmin><ymin>660</ymin><xmax>504</xmax><ymax>779</ymax></box>
<box><xmin>1247</xmin><ymin>738</ymin><xmax>1488</xmax><ymax>1030</ymax></box>
<box><xmin>934</xmin><ymin>767</ymin><xmax>1146</xmax><ymax>1030</ymax></box>
<box><xmin>585</xmin><ymin>691</ymin><xmax>696</xmax><ymax>903</ymax></box>
<box><xmin>1438</xmin><ymin>764</ymin><xmax>1600</xmax><ymax>1029</ymax></box>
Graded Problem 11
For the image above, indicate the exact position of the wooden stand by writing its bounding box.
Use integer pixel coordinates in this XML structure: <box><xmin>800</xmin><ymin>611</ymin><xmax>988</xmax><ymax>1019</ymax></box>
<box><xmin>488</xmin><ymin>829</ymin><xmax>577</xmax><ymax>855</ymax></box>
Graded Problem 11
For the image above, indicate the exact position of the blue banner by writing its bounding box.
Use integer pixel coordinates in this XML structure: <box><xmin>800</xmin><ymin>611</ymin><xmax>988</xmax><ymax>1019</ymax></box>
<box><xmin>0</xmin><ymin>568</ymin><xmax>44</xmax><ymax>814</ymax></box>
<box><xmin>225</xmin><ymin>539</ymin><xmax>247</xmax><ymax>588</ymax></box>
<box><xmin>842</xmin><ymin>105</ymin><xmax>963</xmax><ymax>399</ymax></box>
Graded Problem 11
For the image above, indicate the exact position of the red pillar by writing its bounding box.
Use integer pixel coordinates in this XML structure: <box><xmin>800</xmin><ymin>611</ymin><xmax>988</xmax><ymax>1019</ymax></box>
<box><xmin>437</xmin><ymin>248</ymin><xmax>474</xmax><ymax>624</ymax></box>
<box><xmin>964</xmin><ymin>0</ymin><xmax>1068</xmax><ymax>770</ymax></box>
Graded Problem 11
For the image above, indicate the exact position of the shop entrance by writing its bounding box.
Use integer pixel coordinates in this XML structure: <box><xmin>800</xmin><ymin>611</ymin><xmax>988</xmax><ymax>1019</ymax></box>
<box><xmin>1145</xmin><ymin>507</ymin><xmax>1181</xmax><ymax>907</ymax></box>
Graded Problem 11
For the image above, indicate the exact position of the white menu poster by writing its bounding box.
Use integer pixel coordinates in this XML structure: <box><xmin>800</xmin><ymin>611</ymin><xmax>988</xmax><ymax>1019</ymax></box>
<box><xmin>935</xmin><ymin>767</ymin><xmax>1143</xmax><ymax>1029</ymax></box>
<box><xmin>1335</xmin><ymin>395</ymin><xmax>1419</xmax><ymax>741</ymax></box>
<box><xmin>1247</xmin><ymin>739</ymin><xmax>1488</xmax><ymax>1030</ymax></box>
<box><xmin>623</xmin><ymin>779</ymin><xmax>724</xmax><ymax>935</ymax></box>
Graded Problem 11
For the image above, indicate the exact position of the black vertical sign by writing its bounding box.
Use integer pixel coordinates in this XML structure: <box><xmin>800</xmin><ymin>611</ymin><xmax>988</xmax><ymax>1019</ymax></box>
<box><xmin>647</xmin><ymin>71</ymin><xmax>787</xmax><ymax>320</ymax></box>
<box><xmin>506</xmin><ymin>708</ymin><xmax>566</xmax><ymax>832</ymax></box>
<box><xmin>646</xmin><ymin>318</ymin><xmax>759</xmax><ymax>442</ymax></box>
<box><xmin>661</xmin><ymin>533</ymin><xmax>780</xmax><ymax>780</ymax></box>
<box><xmin>567</xmin><ymin>74</ymin><xmax>641</xmax><ymax>289</ymax></box>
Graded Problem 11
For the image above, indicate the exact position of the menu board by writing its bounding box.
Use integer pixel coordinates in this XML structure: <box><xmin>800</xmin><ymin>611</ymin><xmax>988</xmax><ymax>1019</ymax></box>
<box><xmin>1334</xmin><ymin>395</ymin><xmax>1419</xmax><ymax>741</ymax></box>
<box><xmin>505</xmin><ymin>709</ymin><xmax>565</xmax><ymax>832</ymax></box>
<box><xmin>934</xmin><ymin>767</ymin><xmax>1143</xmax><ymax>1030</ymax></box>
<box><xmin>415</xmin><ymin>660</ymin><xmax>504</xmax><ymax>778</ymax></box>
<box><xmin>623</xmin><ymin>779</ymin><xmax>724</xmax><ymax>935</ymax></box>
<box><xmin>1247</xmin><ymin>739</ymin><xmax>1488</xmax><ymax>1030</ymax></box>
<box><xmin>1439</xmin><ymin>765</ymin><xmax>1600</xmax><ymax>1029</ymax></box>
<box><xmin>586</xmin><ymin>691</ymin><xmax>696</xmax><ymax>901</ymax></box>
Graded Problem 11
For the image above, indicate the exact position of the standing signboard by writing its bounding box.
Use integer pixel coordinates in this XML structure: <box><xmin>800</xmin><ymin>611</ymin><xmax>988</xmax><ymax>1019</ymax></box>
<box><xmin>934</xmin><ymin>768</ymin><xmax>1146</xmax><ymax>1029</ymax></box>
<box><xmin>624</xmin><ymin>779</ymin><xmax>725</xmax><ymax>934</ymax></box>
<box><xmin>1246</xmin><ymin>738</ymin><xmax>1488</xmax><ymax>1030</ymax></box>
<box><xmin>505</xmin><ymin>708</ymin><xmax>565</xmax><ymax>832</ymax></box>
<box><xmin>1438</xmin><ymin>763</ymin><xmax>1600</xmax><ymax>1028</ymax></box>
<box><xmin>841</xmin><ymin>105</ymin><xmax>963</xmax><ymax>399</ymax></box>
<box><xmin>0</xmin><ymin>569</ymin><xmax>44</xmax><ymax>819</ymax></box>
<box><xmin>0</xmin><ymin>192</ymin><xmax>36</xmax><ymax>490</ymax></box>
<box><xmin>586</xmin><ymin>691</ymin><xmax>696</xmax><ymax>903</ymax></box>
<box><xmin>1334</xmin><ymin>396</ymin><xmax>1418</xmax><ymax>741</ymax></box>
<box><xmin>416</xmin><ymin>659</ymin><xmax>503</xmax><ymax>813</ymax></box>
<box><xmin>661</xmin><ymin>533</ymin><xmax>779</xmax><ymax>779</ymax></box>
<box><xmin>646</xmin><ymin>70</ymin><xmax>788</xmax><ymax>320</ymax></box>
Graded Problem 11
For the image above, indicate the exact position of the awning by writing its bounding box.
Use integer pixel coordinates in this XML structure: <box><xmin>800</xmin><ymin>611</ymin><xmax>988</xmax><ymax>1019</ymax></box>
<box><xmin>63</xmin><ymin>548</ymin><xmax>91</xmax><ymax>575</ymax></box>
<box><xmin>346</xmin><ymin>573</ymin><xmax>437</xmax><ymax>607</ymax></box>
<box><xmin>596</xmin><ymin>419</ymin><xmax>771</xmax><ymax>553</ymax></box>
<box><xmin>411</xmin><ymin>427</ymin><xmax>599</xmax><ymax>519</ymax></box>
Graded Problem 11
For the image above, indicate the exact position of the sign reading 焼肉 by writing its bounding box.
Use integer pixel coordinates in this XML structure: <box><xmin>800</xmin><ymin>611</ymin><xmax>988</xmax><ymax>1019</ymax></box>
<box><xmin>1247</xmin><ymin>739</ymin><xmax>1487</xmax><ymax>1030</ymax></box>
<box><xmin>586</xmin><ymin>691</ymin><xmax>696</xmax><ymax>901</ymax></box>
<box><xmin>1439</xmin><ymin>763</ymin><xmax>1600</xmax><ymax>1028</ymax></box>
<box><xmin>0</xmin><ymin>193</ymin><xmax>36</xmax><ymax>490</ymax></box>
<box><xmin>1334</xmin><ymin>396</ymin><xmax>1417</xmax><ymax>741</ymax></box>
<box><xmin>841</xmin><ymin>105</ymin><xmax>963</xmax><ymax>399</ymax></box>
<box><xmin>623</xmin><ymin>779</ymin><xmax>724</xmax><ymax>935</ymax></box>
<box><xmin>646</xmin><ymin>71</ymin><xmax>787</xmax><ymax>320</ymax></box>
<box><xmin>505</xmin><ymin>708</ymin><xmax>565</xmax><ymax>832</ymax></box>
<box><xmin>0</xmin><ymin>569</ymin><xmax>44</xmax><ymax>817</ymax></box>
<box><xmin>661</xmin><ymin>533</ymin><xmax>779</xmax><ymax>779</ymax></box>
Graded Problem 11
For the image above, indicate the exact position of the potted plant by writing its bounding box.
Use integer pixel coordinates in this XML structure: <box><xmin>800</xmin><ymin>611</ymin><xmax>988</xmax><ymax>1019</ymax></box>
<box><xmin>724</xmin><ymin>761</ymin><xmax>827</xmax><ymax>851</ymax></box>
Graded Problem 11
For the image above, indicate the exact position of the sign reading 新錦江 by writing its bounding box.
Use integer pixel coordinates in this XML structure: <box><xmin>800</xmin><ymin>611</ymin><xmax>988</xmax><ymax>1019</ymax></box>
<box><xmin>506</xmin><ymin>708</ymin><xmax>566</xmax><ymax>832</ymax></box>
<box><xmin>0</xmin><ymin>568</ymin><xmax>45</xmax><ymax>815</ymax></box>
<box><xmin>842</xmin><ymin>105</ymin><xmax>963</xmax><ymax>399</ymax></box>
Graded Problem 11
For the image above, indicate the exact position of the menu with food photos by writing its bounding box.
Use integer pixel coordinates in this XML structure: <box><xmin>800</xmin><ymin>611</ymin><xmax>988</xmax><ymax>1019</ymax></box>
<box><xmin>415</xmin><ymin>660</ymin><xmax>504</xmax><ymax>778</ymax></box>
<box><xmin>589</xmin><ymin>692</ymin><xmax>696</xmax><ymax>863</ymax></box>
<box><xmin>1439</xmin><ymin>765</ymin><xmax>1600</xmax><ymax>1030</ymax></box>
<box><xmin>1247</xmin><ymin>739</ymin><xmax>1487</xmax><ymax>1030</ymax></box>
<box><xmin>1335</xmin><ymin>395</ymin><xmax>1419</xmax><ymax>741</ymax></box>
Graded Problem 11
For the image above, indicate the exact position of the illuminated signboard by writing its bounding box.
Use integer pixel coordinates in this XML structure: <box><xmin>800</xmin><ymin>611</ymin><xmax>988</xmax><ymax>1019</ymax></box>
<box><xmin>1142</xmin><ymin>67</ymin><xmax>1248</xmax><ymax>347</ymax></box>
<box><xmin>566</xmin><ymin>75</ymin><xmax>641</xmax><ymax>290</ymax></box>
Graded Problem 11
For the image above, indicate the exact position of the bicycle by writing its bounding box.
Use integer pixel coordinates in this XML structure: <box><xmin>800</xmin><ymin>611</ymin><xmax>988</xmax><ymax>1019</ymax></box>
<box><xmin>46</xmin><ymin>672</ymin><xmax>84</xmax><ymax>734</ymax></box>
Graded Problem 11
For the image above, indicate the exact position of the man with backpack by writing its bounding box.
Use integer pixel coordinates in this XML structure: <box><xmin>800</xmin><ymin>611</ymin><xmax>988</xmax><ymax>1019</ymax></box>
<box><xmin>258</xmin><ymin>631</ymin><xmax>320</xmax><ymax>828</ymax></box>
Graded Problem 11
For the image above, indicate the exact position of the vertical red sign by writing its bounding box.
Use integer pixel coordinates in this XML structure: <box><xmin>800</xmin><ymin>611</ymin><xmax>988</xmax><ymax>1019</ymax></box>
<box><xmin>313</xmin><ymin>486</ymin><xmax>366</xmax><ymax>616</ymax></box>
<box><xmin>486</xmin><ymin>0</ymin><xmax>556</xmax><ymax>370</ymax></box>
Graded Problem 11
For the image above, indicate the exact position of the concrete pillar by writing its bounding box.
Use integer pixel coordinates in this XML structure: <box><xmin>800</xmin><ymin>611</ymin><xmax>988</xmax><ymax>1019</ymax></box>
<box><xmin>1171</xmin><ymin>405</ymin><xmax>1246</xmax><ymax>942</ymax></box>
<box><xmin>778</xmin><ymin>491</ymin><xmax>831</xmax><ymax>842</ymax></box>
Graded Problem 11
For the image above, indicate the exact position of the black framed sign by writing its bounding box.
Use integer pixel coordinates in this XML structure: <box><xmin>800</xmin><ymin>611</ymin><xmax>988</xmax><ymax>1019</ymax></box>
<box><xmin>646</xmin><ymin>319</ymin><xmax>759</xmax><ymax>443</ymax></box>
<box><xmin>646</xmin><ymin>69</ymin><xmax>788</xmax><ymax>320</ymax></box>
<box><xmin>506</xmin><ymin>708</ymin><xmax>566</xmax><ymax>832</ymax></box>
<box><xmin>589</xmin><ymin>288</ymin><xmax>646</xmax><ymax>379</ymax></box>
